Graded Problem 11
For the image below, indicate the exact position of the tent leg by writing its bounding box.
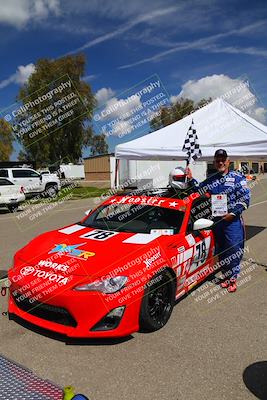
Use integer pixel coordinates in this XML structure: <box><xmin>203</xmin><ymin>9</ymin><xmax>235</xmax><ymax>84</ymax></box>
<box><xmin>114</xmin><ymin>159</ymin><xmax>120</xmax><ymax>189</ymax></box>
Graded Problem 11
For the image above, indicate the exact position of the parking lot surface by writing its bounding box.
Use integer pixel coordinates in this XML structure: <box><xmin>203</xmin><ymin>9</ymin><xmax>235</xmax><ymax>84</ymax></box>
<box><xmin>0</xmin><ymin>181</ymin><xmax>266</xmax><ymax>400</ymax></box>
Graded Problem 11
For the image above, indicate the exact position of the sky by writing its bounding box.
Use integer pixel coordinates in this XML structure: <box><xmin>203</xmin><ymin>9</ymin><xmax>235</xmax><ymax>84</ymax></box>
<box><xmin>0</xmin><ymin>0</ymin><xmax>267</xmax><ymax>159</ymax></box>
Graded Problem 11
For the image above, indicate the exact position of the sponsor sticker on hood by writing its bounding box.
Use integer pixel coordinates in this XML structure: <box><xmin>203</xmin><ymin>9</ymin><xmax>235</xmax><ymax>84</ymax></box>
<box><xmin>48</xmin><ymin>243</ymin><xmax>95</xmax><ymax>260</ymax></box>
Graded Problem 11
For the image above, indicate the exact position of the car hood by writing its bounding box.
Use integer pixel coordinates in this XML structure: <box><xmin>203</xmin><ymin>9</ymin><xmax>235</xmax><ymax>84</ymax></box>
<box><xmin>14</xmin><ymin>224</ymin><xmax>172</xmax><ymax>278</ymax></box>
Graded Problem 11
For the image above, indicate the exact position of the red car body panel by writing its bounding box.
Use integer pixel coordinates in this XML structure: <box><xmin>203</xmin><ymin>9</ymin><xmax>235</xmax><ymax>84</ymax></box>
<box><xmin>8</xmin><ymin>193</ymin><xmax>215</xmax><ymax>338</ymax></box>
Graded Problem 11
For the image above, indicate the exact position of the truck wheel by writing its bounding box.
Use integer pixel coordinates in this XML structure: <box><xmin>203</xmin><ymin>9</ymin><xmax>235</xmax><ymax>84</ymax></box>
<box><xmin>139</xmin><ymin>269</ymin><xmax>175</xmax><ymax>333</ymax></box>
<box><xmin>45</xmin><ymin>184</ymin><xmax>58</xmax><ymax>198</ymax></box>
<box><xmin>7</xmin><ymin>204</ymin><xmax>19</xmax><ymax>213</ymax></box>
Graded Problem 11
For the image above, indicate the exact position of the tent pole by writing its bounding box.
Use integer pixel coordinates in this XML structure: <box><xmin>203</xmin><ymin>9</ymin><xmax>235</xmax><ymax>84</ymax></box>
<box><xmin>114</xmin><ymin>159</ymin><xmax>120</xmax><ymax>189</ymax></box>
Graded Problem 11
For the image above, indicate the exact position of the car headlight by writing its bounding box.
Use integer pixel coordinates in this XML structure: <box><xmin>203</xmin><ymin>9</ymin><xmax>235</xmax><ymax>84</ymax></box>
<box><xmin>74</xmin><ymin>276</ymin><xmax>128</xmax><ymax>294</ymax></box>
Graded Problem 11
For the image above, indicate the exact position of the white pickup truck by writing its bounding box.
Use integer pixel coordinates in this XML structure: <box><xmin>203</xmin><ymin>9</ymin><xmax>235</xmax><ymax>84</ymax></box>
<box><xmin>0</xmin><ymin>177</ymin><xmax>25</xmax><ymax>212</ymax></box>
<box><xmin>0</xmin><ymin>168</ymin><xmax>61</xmax><ymax>198</ymax></box>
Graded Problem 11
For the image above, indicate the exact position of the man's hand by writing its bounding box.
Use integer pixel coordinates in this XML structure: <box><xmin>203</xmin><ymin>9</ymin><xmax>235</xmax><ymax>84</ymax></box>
<box><xmin>223</xmin><ymin>213</ymin><xmax>235</xmax><ymax>222</ymax></box>
<box><xmin>186</xmin><ymin>167</ymin><xmax>193</xmax><ymax>180</ymax></box>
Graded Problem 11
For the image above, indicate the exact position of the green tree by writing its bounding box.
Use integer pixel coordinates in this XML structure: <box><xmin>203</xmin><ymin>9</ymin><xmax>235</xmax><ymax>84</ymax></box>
<box><xmin>150</xmin><ymin>97</ymin><xmax>212</xmax><ymax>131</ymax></box>
<box><xmin>0</xmin><ymin>118</ymin><xmax>14</xmax><ymax>161</ymax></box>
<box><xmin>17</xmin><ymin>54</ymin><xmax>107</xmax><ymax>166</ymax></box>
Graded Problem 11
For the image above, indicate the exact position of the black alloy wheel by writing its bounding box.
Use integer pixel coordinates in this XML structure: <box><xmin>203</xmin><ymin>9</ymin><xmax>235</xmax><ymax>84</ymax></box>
<box><xmin>139</xmin><ymin>269</ymin><xmax>175</xmax><ymax>332</ymax></box>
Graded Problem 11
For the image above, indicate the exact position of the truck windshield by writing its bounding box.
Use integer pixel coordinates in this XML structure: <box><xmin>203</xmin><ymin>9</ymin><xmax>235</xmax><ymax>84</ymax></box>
<box><xmin>81</xmin><ymin>203</ymin><xmax>184</xmax><ymax>234</ymax></box>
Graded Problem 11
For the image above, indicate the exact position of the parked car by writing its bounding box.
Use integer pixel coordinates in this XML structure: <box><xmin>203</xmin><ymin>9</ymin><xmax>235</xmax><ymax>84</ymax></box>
<box><xmin>0</xmin><ymin>168</ymin><xmax>61</xmax><ymax>198</ymax></box>
<box><xmin>8</xmin><ymin>189</ymin><xmax>215</xmax><ymax>338</ymax></box>
<box><xmin>0</xmin><ymin>178</ymin><xmax>25</xmax><ymax>212</ymax></box>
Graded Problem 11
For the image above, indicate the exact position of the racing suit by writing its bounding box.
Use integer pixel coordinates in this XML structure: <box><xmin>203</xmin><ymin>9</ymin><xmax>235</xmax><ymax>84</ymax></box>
<box><xmin>197</xmin><ymin>171</ymin><xmax>250</xmax><ymax>280</ymax></box>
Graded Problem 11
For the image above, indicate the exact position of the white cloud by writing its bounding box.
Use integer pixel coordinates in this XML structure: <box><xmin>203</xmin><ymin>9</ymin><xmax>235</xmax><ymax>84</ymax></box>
<box><xmin>15</xmin><ymin>63</ymin><xmax>36</xmax><ymax>84</ymax></box>
<box><xmin>0</xmin><ymin>0</ymin><xmax>60</xmax><ymax>28</ymax></box>
<box><xmin>95</xmin><ymin>87</ymin><xmax>116</xmax><ymax>105</ymax></box>
<box><xmin>0</xmin><ymin>63</ymin><xmax>35</xmax><ymax>89</ymax></box>
<box><xmin>66</xmin><ymin>6</ymin><xmax>178</xmax><ymax>54</ymax></box>
<box><xmin>111</xmin><ymin>120</ymin><xmax>134</xmax><ymax>137</ymax></box>
<box><xmin>252</xmin><ymin>107</ymin><xmax>267</xmax><ymax>124</ymax></box>
<box><xmin>177</xmin><ymin>74</ymin><xmax>238</xmax><ymax>102</ymax></box>
<box><xmin>83</xmin><ymin>74</ymin><xmax>98</xmax><ymax>82</ymax></box>
<box><xmin>118</xmin><ymin>20</ymin><xmax>267</xmax><ymax>70</ymax></box>
<box><xmin>171</xmin><ymin>74</ymin><xmax>267</xmax><ymax>123</ymax></box>
<box><xmin>94</xmin><ymin>91</ymin><xmax>142</xmax><ymax>137</ymax></box>
<box><xmin>103</xmin><ymin>95</ymin><xmax>141</xmax><ymax>121</ymax></box>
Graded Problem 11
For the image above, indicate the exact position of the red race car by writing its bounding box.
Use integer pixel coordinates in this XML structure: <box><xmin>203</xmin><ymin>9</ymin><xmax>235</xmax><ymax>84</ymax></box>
<box><xmin>8</xmin><ymin>189</ymin><xmax>215</xmax><ymax>338</ymax></box>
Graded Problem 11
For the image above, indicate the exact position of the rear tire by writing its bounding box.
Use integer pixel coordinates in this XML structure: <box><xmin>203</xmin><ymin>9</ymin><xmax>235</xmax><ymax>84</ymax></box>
<box><xmin>139</xmin><ymin>269</ymin><xmax>175</xmax><ymax>333</ymax></box>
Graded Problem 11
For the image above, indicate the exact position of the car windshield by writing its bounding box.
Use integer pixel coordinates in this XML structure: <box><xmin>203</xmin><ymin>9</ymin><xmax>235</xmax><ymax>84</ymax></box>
<box><xmin>81</xmin><ymin>203</ymin><xmax>185</xmax><ymax>234</ymax></box>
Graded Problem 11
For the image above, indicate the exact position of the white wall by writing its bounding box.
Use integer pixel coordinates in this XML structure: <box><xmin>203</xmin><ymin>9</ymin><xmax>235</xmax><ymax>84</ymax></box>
<box><xmin>118</xmin><ymin>159</ymin><xmax>207</xmax><ymax>188</ymax></box>
<box><xmin>60</xmin><ymin>164</ymin><xmax>85</xmax><ymax>179</ymax></box>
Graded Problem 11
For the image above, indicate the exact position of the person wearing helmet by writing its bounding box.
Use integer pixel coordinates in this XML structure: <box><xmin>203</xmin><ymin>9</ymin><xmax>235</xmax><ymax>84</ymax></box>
<box><xmin>168</xmin><ymin>166</ymin><xmax>198</xmax><ymax>195</ymax></box>
<box><xmin>187</xmin><ymin>149</ymin><xmax>250</xmax><ymax>293</ymax></box>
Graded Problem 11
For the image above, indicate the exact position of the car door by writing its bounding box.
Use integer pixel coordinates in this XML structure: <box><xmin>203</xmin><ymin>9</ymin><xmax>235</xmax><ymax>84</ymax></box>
<box><xmin>11</xmin><ymin>169</ymin><xmax>42</xmax><ymax>193</ymax></box>
<box><xmin>164</xmin><ymin>212</ymin><xmax>195</xmax><ymax>300</ymax></box>
<box><xmin>184</xmin><ymin>195</ymin><xmax>214</xmax><ymax>289</ymax></box>
<box><xmin>0</xmin><ymin>169</ymin><xmax>9</xmax><ymax>179</ymax></box>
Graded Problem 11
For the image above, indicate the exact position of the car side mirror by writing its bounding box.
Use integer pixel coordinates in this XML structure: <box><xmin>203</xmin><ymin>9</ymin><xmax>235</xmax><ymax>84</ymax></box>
<box><xmin>85</xmin><ymin>209</ymin><xmax>92</xmax><ymax>216</ymax></box>
<box><xmin>193</xmin><ymin>218</ymin><xmax>214</xmax><ymax>231</ymax></box>
<box><xmin>39</xmin><ymin>174</ymin><xmax>43</xmax><ymax>181</ymax></box>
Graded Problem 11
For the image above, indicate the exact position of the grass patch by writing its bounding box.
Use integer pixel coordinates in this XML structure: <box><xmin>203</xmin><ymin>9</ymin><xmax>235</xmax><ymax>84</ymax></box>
<box><xmin>59</xmin><ymin>186</ymin><xmax>109</xmax><ymax>200</ymax></box>
<box><xmin>25</xmin><ymin>186</ymin><xmax>110</xmax><ymax>205</ymax></box>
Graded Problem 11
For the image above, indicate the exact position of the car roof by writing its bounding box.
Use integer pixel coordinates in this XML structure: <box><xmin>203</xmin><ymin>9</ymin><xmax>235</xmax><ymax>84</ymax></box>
<box><xmin>0</xmin><ymin>167</ymin><xmax>34</xmax><ymax>170</ymax></box>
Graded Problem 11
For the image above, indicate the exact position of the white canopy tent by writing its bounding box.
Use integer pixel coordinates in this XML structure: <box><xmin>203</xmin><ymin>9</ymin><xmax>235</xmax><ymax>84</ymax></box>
<box><xmin>115</xmin><ymin>98</ymin><xmax>267</xmax><ymax>161</ymax></box>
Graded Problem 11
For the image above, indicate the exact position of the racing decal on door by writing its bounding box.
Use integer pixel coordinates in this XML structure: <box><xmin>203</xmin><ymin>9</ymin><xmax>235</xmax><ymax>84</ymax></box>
<box><xmin>80</xmin><ymin>229</ymin><xmax>119</xmax><ymax>241</ymax></box>
<box><xmin>171</xmin><ymin>247</ymin><xmax>194</xmax><ymax>277</ymax></box>
<box><xmin>189</xmin><ymin>236</ymin><xmax>211</xmax><ymax>273</ymax></box>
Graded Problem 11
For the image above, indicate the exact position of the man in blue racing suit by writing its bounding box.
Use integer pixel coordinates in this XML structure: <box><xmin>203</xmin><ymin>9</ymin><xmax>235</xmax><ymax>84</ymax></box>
<box><xmin>187</xmin><ymin>149</ymin><xmax>250</xmax><ymax>292</ymax></box>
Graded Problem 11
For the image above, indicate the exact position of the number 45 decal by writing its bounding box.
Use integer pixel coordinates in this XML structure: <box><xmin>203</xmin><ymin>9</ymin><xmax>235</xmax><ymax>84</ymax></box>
<box><xmin>80</xmin><ymin>229</ymin><xmax>118</xmax><ymax>241</ymax></box>
<box><xmin>190</xmin><ymin>237</ymin><xmax>211</xmax><ymax>273</ymax></box>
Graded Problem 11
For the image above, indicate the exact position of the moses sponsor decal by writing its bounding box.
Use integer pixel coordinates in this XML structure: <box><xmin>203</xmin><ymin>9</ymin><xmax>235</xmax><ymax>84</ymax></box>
<box><xmin>49</xmin><ymin>243</ymin><xmax>95</xmax><ymax>260</ymax></box>
<box><xmin>143</xmin><ymin>250</ymin><xmax>162</xmax><ymax>269</ymax></box>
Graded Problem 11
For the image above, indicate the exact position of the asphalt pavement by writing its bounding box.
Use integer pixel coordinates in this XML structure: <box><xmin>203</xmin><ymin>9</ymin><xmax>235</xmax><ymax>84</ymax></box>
<box><xmin>0</xmin><ymin>181</ymin><xmax>266</xmax><ymax>400</ymax></box>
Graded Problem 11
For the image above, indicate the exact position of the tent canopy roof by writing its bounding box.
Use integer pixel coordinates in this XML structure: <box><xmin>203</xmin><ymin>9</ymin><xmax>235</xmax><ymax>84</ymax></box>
<box><xmin>115</xmin><ymin>98</ymin><xmax>267</xmax><ymax>161</ymax></box>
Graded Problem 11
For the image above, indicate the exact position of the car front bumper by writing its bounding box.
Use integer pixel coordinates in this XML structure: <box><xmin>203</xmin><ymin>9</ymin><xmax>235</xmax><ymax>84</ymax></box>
<box><xmin>8</xmin><ymin>283</ymin><xmax>141</xmax><ymax>338</ymax></box>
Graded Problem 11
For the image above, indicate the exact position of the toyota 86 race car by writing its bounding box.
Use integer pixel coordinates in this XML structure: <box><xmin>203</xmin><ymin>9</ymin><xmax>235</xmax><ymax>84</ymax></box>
<box><xmin>8</xmin><ymin>189</ymin><xmax>215</xmax><ymax>338</ymax></box>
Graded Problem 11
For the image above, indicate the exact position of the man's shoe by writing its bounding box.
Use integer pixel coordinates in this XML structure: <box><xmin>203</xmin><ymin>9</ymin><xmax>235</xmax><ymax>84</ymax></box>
<box><xmin>227</xmin><ymin>278</ymin><xmax>237</xmax><ymax>293</ymax></box>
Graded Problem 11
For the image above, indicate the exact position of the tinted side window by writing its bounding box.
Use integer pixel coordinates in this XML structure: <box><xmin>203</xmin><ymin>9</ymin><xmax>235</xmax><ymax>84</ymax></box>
<box><xmin>0</xmin><ymin>178</ymin><xmax>13</xmax><ymax>186</ymax></box>
<box><xmin>12</xmin><ymin>170</ymin><xmax>28</xmax><ymax>178</ymax></box>
<box><xmin>27</xmin><ymin>170</ymin><xmax>40</xmax><ymax>178</ymax></box>
<box><xmin>12</xmin><ymin>169</ymin><xmax>39</xmax><ymax>178</ymax></box>
<box><xmin>0</xmin><ymin>169</ymin><xmax>8</xmax><ymax>178</ymax></box>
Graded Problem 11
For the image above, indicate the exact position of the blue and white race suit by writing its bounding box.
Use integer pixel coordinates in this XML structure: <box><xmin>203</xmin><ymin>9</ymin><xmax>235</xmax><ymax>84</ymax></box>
<box><xmin>196</xmin><ymin>171</ymin><xmax>251</xmax><ymax>279</ymax></box>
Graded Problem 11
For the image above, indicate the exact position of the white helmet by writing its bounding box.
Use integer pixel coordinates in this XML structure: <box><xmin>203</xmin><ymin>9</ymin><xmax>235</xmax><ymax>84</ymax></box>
<box><xmin>169</xmin><ymin>166</ymin><xmax>188</xmax><ymax>190</ymax></box>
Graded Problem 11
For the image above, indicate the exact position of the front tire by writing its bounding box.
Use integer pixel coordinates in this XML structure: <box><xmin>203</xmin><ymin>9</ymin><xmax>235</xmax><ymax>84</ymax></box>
<box><xmin>45</xmin><ymin>184</ymin><xmax>58</xmax><ymax>198</ymax></box>
<box><xmin>139</xmin><ymin>269</ymin><xmax>175</xmax><ymax>333</ymax></box>
<box><xmin>7</xmin><ymin>204</ymin><xmax>19</xmax><ymax>213</ymax></box>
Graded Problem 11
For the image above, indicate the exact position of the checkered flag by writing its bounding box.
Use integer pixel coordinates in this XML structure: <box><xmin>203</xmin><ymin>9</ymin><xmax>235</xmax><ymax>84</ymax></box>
<box><xmin>182</xmin><ymin>119</ymin><xmax>202</xmax><ymax>165</ymax></box>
